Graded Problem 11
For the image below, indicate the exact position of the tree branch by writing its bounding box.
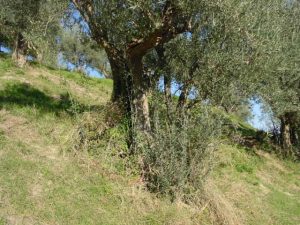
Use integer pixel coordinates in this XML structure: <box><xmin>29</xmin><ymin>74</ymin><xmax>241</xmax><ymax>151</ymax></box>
<box><xmin>127</xmin><ymin>1</ymin><xmax>190</xmax><ymax>58</ymax></box>
<box><xmin>71</xmin><ymin>0</ymin><xmax>108</xmax><ymax>48</ymax></box>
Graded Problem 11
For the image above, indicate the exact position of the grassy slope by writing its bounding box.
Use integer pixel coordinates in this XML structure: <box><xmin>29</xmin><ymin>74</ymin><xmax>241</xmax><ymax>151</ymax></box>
<box><xmin>0</xmin><ymin>56</ymin><xmax>299</xmax><ymax>225</ymax></box>
<box><xmin>211</xmin><ymin>144</ymin><xmax>300</xmax><ymax>225</ymax></box>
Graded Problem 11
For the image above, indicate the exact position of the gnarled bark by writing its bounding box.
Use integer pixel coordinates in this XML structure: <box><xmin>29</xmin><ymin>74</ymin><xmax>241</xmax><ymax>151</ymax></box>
<box><xmin>129</xmin><ymin>57</ymin><xmax>151</xmax><ymax>132</ymax></box>
<box><xmin>105</xmin><ymin>50</ymin><xmax>132</xmax><ymax>115</ymax></box>
<box><xmin>12</xmin><ymin>33</ymin><xmax>27</xmax><ymax>68</ymax></box>
<box><xmin>280</xmin><ymin>112</ymin><xmax>299</xmax><ymax>153</ymax></box>
<box><xmin>280</xmin><ymin>112</ymin><xmax>297</xmax><ymax>156</ymax></box>
<box><xmin>281</xmin><ymin>116</ymin><xmax>292</xmax><ymax>150</ymax></box>
<box><xmin>72</xmin><ymin>0</ymin><xmax>191</xmax><ymax>134</ymax></box>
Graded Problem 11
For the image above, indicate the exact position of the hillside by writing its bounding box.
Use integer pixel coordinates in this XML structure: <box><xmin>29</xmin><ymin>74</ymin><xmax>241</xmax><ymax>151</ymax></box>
<box><xmin>0</xmin><ymin>56</ymin><xmax>299</xmax><ymax>225</ymax></box>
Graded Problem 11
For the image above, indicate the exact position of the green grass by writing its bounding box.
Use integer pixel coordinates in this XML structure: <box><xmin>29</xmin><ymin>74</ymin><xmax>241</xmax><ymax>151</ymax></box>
<box><xmin>0</xmin><ymin>57</ymin><xmax>199</xmax><ymax>225</ymax></box>
<box><xmin>268</xmin><ymin>189</ymin><xmax>300</xmax><ymax>225</ymax></box>
<box><xmin>213</xmin><ymin>144</ymin><xmax>300</xmax><ymax>224</ymax></box>
<box><xmin>0</xmin><ymin>56</ymin><xmax>299</xmax><ymax>224</ymax></box>
<box><xmin>0</xmin><ymin>54</ymin><xmax>14</xmax><ymax>73</ymax></box>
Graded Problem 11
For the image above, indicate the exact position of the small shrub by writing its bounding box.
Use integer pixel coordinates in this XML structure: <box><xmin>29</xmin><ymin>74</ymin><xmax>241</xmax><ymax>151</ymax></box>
<box><xmin>72</xmin><ymin>104</ymin><xmax>132</xmax><ymax>173</ymax></box>
<box><xmin>138</xmin><ymin>99</ymin><xmax>222</xmax><ymax>199</ymax></box>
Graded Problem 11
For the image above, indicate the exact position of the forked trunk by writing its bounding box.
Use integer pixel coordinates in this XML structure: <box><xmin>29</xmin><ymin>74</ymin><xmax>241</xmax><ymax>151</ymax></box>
<box><xmin>12</xmin><ymin>33</ymin><xmax>27</xmax><ymax>68</ymax></box>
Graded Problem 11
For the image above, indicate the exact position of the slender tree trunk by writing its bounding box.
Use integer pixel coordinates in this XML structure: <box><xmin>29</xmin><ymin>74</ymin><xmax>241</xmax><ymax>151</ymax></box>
<box><xmin>37</xmin><ymin>52</ymin><xmax>43</xmax><ymax>63</ymax></box>
<box><xmin>164</xmin><ymin>76</ymin><xmax>172</xmax><ymax>104</ymax></box>
<box><xmin>164</xmin><ymin>75</ymin><xmax>172</xmax><ymax>117</ymax></box>
<box><xmin>177</xmin><ymin>67</ymin><xmax>196</xmax><ymax>112</ymax></box>
<box><xmin>177</xmin><ymin>84</ymin><xmax>189</xmax><ymax>110</ymax></box>
<box><xmin>76</xmin><ymin>65</ymin><xmax>85</xmax><ymax>74</ymax></box>
<box><xmin>155</xmin><ymin>45</ymin><xmax>172</xmax><ymax>113</ymax></box>
<box><xmin>12</xmin><ymin>33</ymin><xmax>27</xmax><ymax>68</ymax></box>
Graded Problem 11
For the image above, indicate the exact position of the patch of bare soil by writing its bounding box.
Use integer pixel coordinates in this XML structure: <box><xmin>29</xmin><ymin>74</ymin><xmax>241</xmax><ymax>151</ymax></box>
<box><xmin>0</xmin><ymin>110</ymin><xmax>62</xmax><ymax>162</ymax></box>
<box><xmin>256</xmin><ymin>150</ymin><xmax>289</xmax><ymax>173</ymax></box>
<box><xmin>0</xmin><ymin>110</ymin><xmax>37</xmax><ymax>142</ymax></box>
<box><xmin>5</xmin><ymin>215</ymin><xmax>36</xmax><ymax>225</ymax></box>
<box><xmin>27</xmin><ymin>67</ymin><xmax>62</xmax><ymax>86</ymax></box>
<box><xmin>0</xmin><ymin>75</ymin><xmax>31</xmax><ymax>85</ymax></box>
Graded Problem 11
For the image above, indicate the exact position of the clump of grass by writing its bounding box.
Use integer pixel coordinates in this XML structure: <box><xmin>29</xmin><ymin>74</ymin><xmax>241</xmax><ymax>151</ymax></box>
<box><xmin>235</xmin><ymin>163</ymin><xmax>254</xmax><ymax>173</ymax></box>
<box><xmin>0</xmin><ymin>57</ymin><xmax>14</xmax><ymax>73</ymax></box>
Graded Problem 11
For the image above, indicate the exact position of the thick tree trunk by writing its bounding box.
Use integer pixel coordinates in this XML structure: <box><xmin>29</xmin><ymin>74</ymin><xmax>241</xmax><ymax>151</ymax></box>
<box><xmin>281</xmin><ymin>119</ymin><xmax>292</xmax><ymax>149</ymax></box>
<box><xmin>164</xmin><ymin>76</ymin><xmax>172</xmax><ymax>103</ymax></box>
<box><xmin>107</xmin><ymin>52</ymin><xmax>151</xmax><ymax>152</ymax></box>
<box><xmin>280</xmin><ymin>112</ymin><xmax>299</xmax><ymax>151</ymax></box>
<box><xmin>290</xmin><ymin>127</ymin><xmax>297</xmax><ymax>146</ymax></box>
<box><xmin>12</xmin><ymin>33</ymin><xmax>27</xmax><ymax>68</ymax></box>
<box><xmin>290</xmin><ymin>119</ymin><xmax>299</xmax><ymax>147</ymax></box>
<box><xmin>280</xmin><ymin>114</ymin><xmax>292</xmax><ymax>154</ymax></box>
<box><xmin>107</xmin><ymin>52</ymin><xmax>132</xmax><ymax>114</ymax></box>
<box><xmin>105</xmin><ymin>51</ymin><xmax>136</xmax><ymax>152</ymax></box>
<box><xmin>129</xmin><ymin>57</ymin><xmax>151</xmax><ymax>132</ymax></box>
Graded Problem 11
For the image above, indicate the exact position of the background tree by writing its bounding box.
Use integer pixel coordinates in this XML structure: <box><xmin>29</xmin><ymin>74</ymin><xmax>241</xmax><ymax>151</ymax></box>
<box><xmin>252</xmin><ymin>0</ymin><xmax>300</xmax><ymax>153</ymax></box>
<box><xmin>0</xmin><ymin>0</ymin><xmax>41</xmax><ymax>66</ymax></box>
<box><xmin>0</xmin><ymin>0</ymin><xmax>68</xmax><ymax>67</ymax></box>
<box><xmin>59</xmin><ymin>24</ymin><xmax>110</xmax><ymax>76</ymax></box>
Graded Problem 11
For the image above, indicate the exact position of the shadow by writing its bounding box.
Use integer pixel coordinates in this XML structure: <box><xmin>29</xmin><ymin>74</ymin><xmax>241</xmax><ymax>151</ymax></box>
<box><xmin>232</xmin><ymin>123</ymin><xmax>272</xmax><ymax>155</ymax></box>
<box><xmin>0</xmin><ymin>83</ymin><xmax>88</xmax><ymax>116</ymax></box>
<box><xmin>0</xmin><ymin>52</ymin><xmax>7</xmax><ymax>58</ymax></box>
<box><xmin>236</xmin><ymin>122</ymin><xmax>258</xmax><ymax>138</ymax></box>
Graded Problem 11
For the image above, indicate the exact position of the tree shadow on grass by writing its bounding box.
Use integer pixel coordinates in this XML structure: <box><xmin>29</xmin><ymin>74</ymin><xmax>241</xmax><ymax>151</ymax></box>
<box><xmin>0</xmin><ymin>83</ymin><xmax>90</xmax><ymax>116</ymax></box>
